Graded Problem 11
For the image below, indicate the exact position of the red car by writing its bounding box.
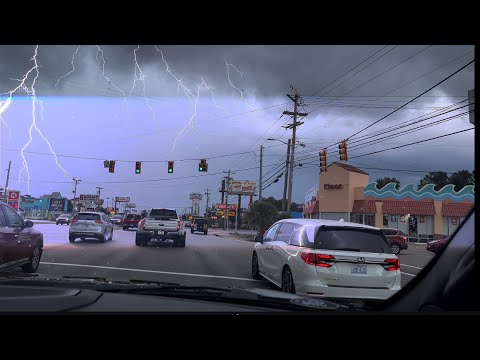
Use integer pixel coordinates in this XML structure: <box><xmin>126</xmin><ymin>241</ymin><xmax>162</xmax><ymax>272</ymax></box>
<box><xmin>122</xmin><ymin>214</ymin><xmax>142</xmax><ymax>230</ymax></box>
<box><xmin>0</xmin><ymin>202</ymin><xmax>44</xmax><ymax>273</ymax></box>
<box><xmin>381</xmin><ymin>228</ymin><xmax>408</xmax><ymax>254</ymax></box>
<box><xmin>427</xmin><ymin>238</ymin><xmax>449</xmax><ymax>253</ymax></box>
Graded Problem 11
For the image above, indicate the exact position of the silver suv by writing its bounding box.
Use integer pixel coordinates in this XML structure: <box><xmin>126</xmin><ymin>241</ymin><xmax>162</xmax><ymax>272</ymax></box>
<box><xmin>69</xmin><ymin>212</ymin><xmax>113</xmax><ymax>243</ymax></box>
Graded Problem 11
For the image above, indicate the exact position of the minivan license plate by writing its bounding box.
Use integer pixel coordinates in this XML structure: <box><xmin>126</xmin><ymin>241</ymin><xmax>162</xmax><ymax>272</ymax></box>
<box><xmin>351</xmin><ymin>265</ymin><xmax>367</xmax><ymax>274</ymax></box>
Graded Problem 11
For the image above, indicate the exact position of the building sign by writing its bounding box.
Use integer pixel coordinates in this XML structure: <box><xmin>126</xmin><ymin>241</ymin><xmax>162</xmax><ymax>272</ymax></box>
<box><xmin>49</xmin><ymin>198</ymin><xmax>66</xmax><ymax>212</ymax></box>
<box><xmin>80</xmin><ymin>194</ymin><xmax>99</xmax><ymax>201</ymax></box>
<box><xmin>215</xmin><ymin>204</ymin><xmax>237</xmax><ymax>210</ymax></box>
<box><xmin>451</xmin><ymin>218</ymin><xmax>458</xmax><ymax>225</ymax></box>
<box><xmin>227</xmin><ymin>180</ymin><xmax>256</xmax><ymax>196</ymax></box>
<box><xmin>8</xmin><ymin>190</ymin><xmax>20</xmax><ymax>202</ymax></box>
<box><xmin>114</xmin><ymin>197</ymin><xmax>130</xmax><ymax>202</ymax></box>
<box><xmin>189</xmin><ymin>193</ymin><xmax>203</xmax><ymax>201</ymax></box>
<box><xmin>324</xmin><ymin>184</ymin><xmax>343</xmax><ymax>190</ymax></box>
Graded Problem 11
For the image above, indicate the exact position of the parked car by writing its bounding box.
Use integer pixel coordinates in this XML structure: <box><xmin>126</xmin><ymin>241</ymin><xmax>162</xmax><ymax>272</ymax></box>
<box><xmin>110</xmin><ymin>214</ymin><xmax>124</xmax><ymax>225</ymax></box>
<box><xmin>69</xmin><ymin>212</ymin><xmax>114</xmax><ymax>243</ymax></box>
<box><xmin>123</xmin><ymin>214</ymin><xmax>142</xmax><ymax>230</ymax></box>
<box><xmin>426</xmin><ymin>238</ymin><xmax>449</xmax><ymax>253</ymax></box>
<box><xmin>380</xmin><ymin>228</ymin><xmax>408</xmax><ymax>254</ymax></box>
<box><xmin>0</xmin><ymin>202</ymin><xmax>44</xmax><ymax>273</ymax></box>
<box><xmin>252</xmin><ymin>218</ymin><xmax>401</xmax><ymax>300</ymax></box>
<box><xmin>136</xmin><ymin>208</ymin><xmax>186</xmax><ymax>247</ymax></box>
<box><xmin>191</xmin><ymin>217</ymin><xmax>208</xmax><ymax>235</ymax></box>
<box><xmin>56</xmin><ymin>214</ymin><xmax>72</xmax><ymax>225</ymax></box>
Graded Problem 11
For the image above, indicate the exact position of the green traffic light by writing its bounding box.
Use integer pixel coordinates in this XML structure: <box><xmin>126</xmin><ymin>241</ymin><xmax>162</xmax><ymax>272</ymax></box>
<box><xmin>199</xmin><ymin>167</ymin><xmax>203</xmax><ymax>171</ymax></box>
<box><xmin>168</xmin><ymin>169</ymin><xmax>173</xmax><ymax>173</ymax></box>
<box><xmin>136</xmin><ymin>169</ymin><xmax>140</xmax><ymax>173</ymax></box>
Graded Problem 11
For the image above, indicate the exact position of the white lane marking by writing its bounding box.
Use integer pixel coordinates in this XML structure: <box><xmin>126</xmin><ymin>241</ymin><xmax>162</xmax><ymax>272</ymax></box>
<box><xmin>401</xmin><ymin>272</ymin><xmax>416</xmax><ymax>277</ymax></box>
<box><xmin>401</xmin><ymin>264</ymin><xmax>423</xmax><ymax>270</ymax></box>
<box><xmin>40</xmin><ymin>262</ymin><xmax>264</xmax><ymax>282</ymax></box>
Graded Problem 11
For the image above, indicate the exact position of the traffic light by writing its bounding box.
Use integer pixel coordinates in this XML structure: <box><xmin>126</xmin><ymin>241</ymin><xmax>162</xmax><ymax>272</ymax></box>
<box><xmin>339</xmin><ymin>140</ymin><xmax>348</xmax><ymax>161</ymax></box>
<box><xmin>135</xmin><ymin>161</ymin><xmax>142</xmax><ymax>174</ymax></box>
<box><xmin>199</xmin><ymin>159</ymin><xmax>208</xmax><ymax>172</ymax></box>
<box><xmin>319</xmin><ymin>149</ymin><xmax>327</xmax><ymax>173</ymax></box>
<box><xmin>168</xmin><ymin>161</ymin><xmax>174</xmax><ymax>173</ymax></box>
<box><xmin>108</xmin><ymin>160</ymin><xmax>116</xmax><ymax>173</ymax></box>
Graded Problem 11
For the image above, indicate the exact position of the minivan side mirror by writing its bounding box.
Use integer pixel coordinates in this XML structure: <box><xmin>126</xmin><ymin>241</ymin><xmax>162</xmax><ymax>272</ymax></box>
<box><xmin>254</xmin><ymin>235</ymin><xmax>263</xmax><ymax>244</ymax></box>
<box><xmin>24</xmin><ymin>220</ymin><xmax>34</xmax><ymax>228</ymax></box>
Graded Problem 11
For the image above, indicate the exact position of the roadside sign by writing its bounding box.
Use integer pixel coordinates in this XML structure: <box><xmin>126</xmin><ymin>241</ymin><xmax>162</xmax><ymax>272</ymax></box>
<box><xmin>49</xmin><ymin>198</ymin><xmax>66</xmax><ymax>212</ymax></box>
<box><xmin>189</xmin><ymin>215</ymin><xmax>193</xmax><ymax>220</ymax></box>
<box><xmin>8</xmin><ymin>202</ymin><xmax>19</xmax><ymax>210</ymax></box>
<box><xmin>8</xmin><ymin>191</ymin><xmax>20</xmax><ymax>202</ymax></box>
<box><xmin>115</xmin><ymin>196</ymin><xmax>130</xmax><ymax>202</ymax></box>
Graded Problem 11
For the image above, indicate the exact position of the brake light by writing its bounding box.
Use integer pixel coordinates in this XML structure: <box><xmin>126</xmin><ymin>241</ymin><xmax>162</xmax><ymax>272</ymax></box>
<box><xmin>384</xmin><ymin>258</ymin><xmax>400</xmax><ymax>271</ymax></box>
<box><xmin>177</xmin><ymin>220</ymin><xmax>181</xmax><ymax>231</ymax></box>
<box><xmin>71</xmin><ymin>219</ymin><xmax>77</xmax><ymax>223</ymax></box>
<box><xmin>301</xmin><ymin>252</ymin><xmax>335</xmax><ymax>267</ymax></box>
<box><xmin>139</xmin><ymin>219</ymin><xmax>146</xmax><ymax>230</ymax></box>
<box><xmin>95</xmin><ymin>220</ymin><xmax>102</xmax><ymax>224</ymax></box>
<box><xmin>400</xmin><ymin>236</ymin><xmax>407</xmax><ymax>244</ymax></box>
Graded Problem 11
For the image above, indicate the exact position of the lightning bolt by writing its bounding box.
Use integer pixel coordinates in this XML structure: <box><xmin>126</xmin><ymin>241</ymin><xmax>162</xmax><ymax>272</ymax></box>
<box><xmin>55</xmin><ymin>45</ymin><xmax>81</xmax><ymax>88</ymax></box>
<box><xmin>95</xmin><ymin>45</ymin><xmax>128</xmax><ymax>110</ymax></box>
<box><xmin>130</xmin><ymin>45</ymin><xmax>159</xmax><ymax>127</ymax></box>
<box><xmin>225</xmin><ymin>60</ymin><xmax>254</xmax><ymax>110</ymax></box>
<box><xmin>0</xmin><ymin>46</ymin><xmax>68</xmax><ymax>194</ymax></box>
<box><xmin>203</xmin><ymin>79</ymin><xmax>230</xmax><ymax>116</ymax></box>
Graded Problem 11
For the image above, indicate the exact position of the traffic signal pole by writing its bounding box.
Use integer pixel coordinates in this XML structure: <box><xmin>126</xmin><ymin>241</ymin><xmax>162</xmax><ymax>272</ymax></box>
<box><xmin>3</xmin><ymin>161</ymin><xmax>11</xmax><ymax>203</ymax></box>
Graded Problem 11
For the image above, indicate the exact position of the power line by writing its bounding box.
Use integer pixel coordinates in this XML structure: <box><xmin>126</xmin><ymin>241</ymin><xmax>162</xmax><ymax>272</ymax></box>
<box><xmin>345</xmin><ymin>59</ymin><xmax>475</xmax><ymax>141</ymax></box>
<box><xmin>349</xmin><ymin>128</ymin><xmax>474</xmax><ymax>159</ymax></box>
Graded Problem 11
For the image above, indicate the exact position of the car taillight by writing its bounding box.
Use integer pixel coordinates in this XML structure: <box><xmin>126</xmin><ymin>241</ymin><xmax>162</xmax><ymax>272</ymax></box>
<box><xmin>301</xmin><ymin>252</ymin><xmax>335</xmax><ymax>267</ymax></box>
<box><xmin>177</xmin><ymin>221</ymin><xmax>181</xmax><ymax>231</ymax></box>
<box><xmin>71</xmin><ymin>219</ymin><xmax>77</xmax><ymax>223</ymax></box>
<box><xmin>383</xmin><ymin>258</ymin><xmax>400</xmax><ymax>271</ymax></box>
<box><xmin>400</xmin><ymin>236</ymin><xmax>407</xmax><ymax>244</ymax></box>
<box><xmin>95</xmin><ymin>220</ymin><xmax>102</xmax><ymax>224</ymax></box>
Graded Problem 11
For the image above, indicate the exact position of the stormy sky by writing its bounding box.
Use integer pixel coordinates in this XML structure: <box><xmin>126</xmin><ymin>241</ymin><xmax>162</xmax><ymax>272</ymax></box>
<box><xmin>0</xmin><ymin>45</ymin><xmax>475</xmax><ymax>212</ymax></box>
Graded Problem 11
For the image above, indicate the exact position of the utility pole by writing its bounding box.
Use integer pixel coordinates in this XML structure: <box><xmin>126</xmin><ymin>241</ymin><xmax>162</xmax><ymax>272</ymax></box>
<box><xmin>96</xmin><ymin>186</ymin><xmax>103</xmax><ymax>212</ymax></box>
<box><xmin>205</xmin><ymin>188</ymin><xmax>210</xmax><ymax>216</ymax></box>
<box><xmin>259</xmin><ymin>145</ymin><xmax>263</xmax><ymax>202</ymax></box>
<box><xmin>284</xmin><ymin>87</ymin><xmax>308</xmax><ymax>213</ymax></box>
<box><xmin>3</xmin><ymin>161</ymin><xmax>11</xmax><ymax>203</ymax></box>
<box><xmin>223</xmin><ymin>170</ymin><xmax>232</xmax><ymax>231</ymax></box>
<box><xmin>72</xmin><ymin>177</ymin><xmax>81</xmax><ymax>213</ymax></box>
<box><xmin>282</xmin><ymin>139</ymin><xmax>291</xmax><ymax>212</ymax></box>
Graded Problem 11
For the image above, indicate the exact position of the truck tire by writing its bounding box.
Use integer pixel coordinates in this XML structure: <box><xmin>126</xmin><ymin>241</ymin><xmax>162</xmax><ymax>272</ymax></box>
<box><xmin>175</xmin><ymin>235</ymin><xmax>186</xmax><ymax>248</ymax></box>
<box><xmin>135</xmin><ymin>235</ymin><xmax>148</xmax><ymax>246</ymax></box>
<box><xmin>69</xmin><ymin>236</ymin><xmax>76</xmax><ymax>243</ymax></box>
<box><xmin>191</xmin><ymin>228</ymin><xmax>194</xmax><ymax>234</ymax></box>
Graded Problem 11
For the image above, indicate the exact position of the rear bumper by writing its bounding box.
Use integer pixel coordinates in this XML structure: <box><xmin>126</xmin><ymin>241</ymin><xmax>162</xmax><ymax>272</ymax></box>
<box><xmin>295</xmin><ymin>276</ymin><xmax>401</xmax><ymax>300</ymax></box>
<box><xmin>123</xmin><ymin>223</ymin><xmax>139</xmax><ymax>228</ymax></box>
<box><xmin>137</xmin><ymin>230</ymin><xmax>184</xmax><ymax>240</ymax></box>
<box><xmin>56</xmin><ymin>220</ymin><xmax>69</xmax><ymax>224</ymax></box>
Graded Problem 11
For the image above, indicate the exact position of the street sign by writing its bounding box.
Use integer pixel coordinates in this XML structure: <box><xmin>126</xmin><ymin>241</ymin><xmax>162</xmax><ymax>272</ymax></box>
<box><xmin>49</xmin><ymin>198</ymin><xmax>66</xmax><ymax>212</ymax></box>
<box><xmin>80</xmin><ymin>194</ymin><xmax>99</xmax><ymax>201</ymax></box>
<box><xmin>8</xmin><ymin>191</ymin><xmax>20</xmax><ymax>202</ymax></box>
<box><xmin>227</xmin><ymin>180</ymin><xmax>256</xmax><ymax>196</ymax></box>
<box><xmin>115</xmin><ymin>197</ymin><xmax>130</xmax><ymax>202</ymax></box>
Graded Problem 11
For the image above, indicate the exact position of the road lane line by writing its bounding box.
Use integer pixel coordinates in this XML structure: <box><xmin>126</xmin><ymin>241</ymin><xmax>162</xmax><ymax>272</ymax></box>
<box><xmin>401</xmin><ymin>272</ymin><xmax>416</xmax><ymax>277</ymax></box>
<box><xmin>401</xmin><ymin>264</ymin><xmax>423</xmax><ymax>269</ymax></box>
<box><xmin>40</xmin><ymin>261</ymin><xmax>264</xmax><ymax>282</ymax></box>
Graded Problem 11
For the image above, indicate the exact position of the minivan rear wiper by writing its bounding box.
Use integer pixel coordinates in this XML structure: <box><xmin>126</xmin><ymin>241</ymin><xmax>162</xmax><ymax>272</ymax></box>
<box><xmin>330</xmin><ymin>248</ymin><xmax>361</xmax><ymax>252</ymax></box>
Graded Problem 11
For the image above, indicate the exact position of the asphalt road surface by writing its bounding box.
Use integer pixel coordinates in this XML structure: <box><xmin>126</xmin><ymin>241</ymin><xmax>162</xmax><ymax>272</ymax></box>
<box><xmin>6</xmin><ymin>223</ymin><xmax>435</xmax><ymax>292</ymax></box>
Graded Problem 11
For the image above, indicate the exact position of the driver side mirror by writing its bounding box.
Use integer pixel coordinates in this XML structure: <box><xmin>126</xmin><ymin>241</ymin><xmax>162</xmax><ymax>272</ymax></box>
<box><xmin>24</xmin><ymin>220</ymin><xmax>34</xmax><ymax>228</ymax></box>
<box><xmin>254</xmin><ymin>235</ymin><xmax>263</xmax><ymax>244</ymax></box>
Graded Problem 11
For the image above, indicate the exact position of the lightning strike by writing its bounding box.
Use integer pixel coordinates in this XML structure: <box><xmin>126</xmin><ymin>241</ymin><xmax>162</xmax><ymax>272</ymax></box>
<box><xmin>95</xmin><ymin>45</ymin><xmax>128</xmax><ymax>110</ymax></box>
<box><xmin>55</xmin><ymin>45</ymin><xmax>81</xmax><ymax>88</ymax></box>
<box><xmin>0</xmin><ymin>46</ymin><xmax>68</xmax><ymax>194</ymax></box>
<box><xmin>225</xmin><ymin>60</ymin><xmax>254</xmax><ymax>110</ymax></box>
<box><xmin>130</xmin><ymin>45</ymin><xmax>159</xmax><ymax>126</ymax></box>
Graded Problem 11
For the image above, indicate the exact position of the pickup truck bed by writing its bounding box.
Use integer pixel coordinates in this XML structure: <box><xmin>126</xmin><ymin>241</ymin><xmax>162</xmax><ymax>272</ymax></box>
<box><xmin>136</xmin><ymin>209</ymin><xmax>186</xmax><ymax>247</ymax></box>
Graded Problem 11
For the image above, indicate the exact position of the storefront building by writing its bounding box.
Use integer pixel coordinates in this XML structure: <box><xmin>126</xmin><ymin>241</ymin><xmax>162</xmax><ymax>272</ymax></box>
<box><xmin>20</xmin><ymin>192</ymin><xmax>68</xmax><ymax>219</ymax></box>
<box><xmin>303</xmin><ymin>162</ymin><xmax>474</xmax><ymax>242</ymax></box>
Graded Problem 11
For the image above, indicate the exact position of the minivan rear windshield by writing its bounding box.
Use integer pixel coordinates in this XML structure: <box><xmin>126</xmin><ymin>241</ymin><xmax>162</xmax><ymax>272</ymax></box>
<box><xmin>75</xmin><ymin>213</ymin><xmax>100</xmax><ymax>221</ymax></box>
<box><xmin>149</xmin><ymin>209</ymin><xmax>177</xmax><ymax>220</ymax></box>
<box><xmin>315</xmin><ymin>226</ymin><xmax>392</xmax><ymax>254</ymax></box>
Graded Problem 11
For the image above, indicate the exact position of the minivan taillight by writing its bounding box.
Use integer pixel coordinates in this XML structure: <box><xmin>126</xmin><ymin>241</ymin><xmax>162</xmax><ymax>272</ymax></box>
<box><xmin>383</xmin><ymin>258</ymin><xmax>400</xmax><ymax>271</ymax></box>
<box><xmin>71</xmin><ymin>219</ymin><xmax>77</xmax><ymax>223</ymax></box>
<box><xmin>177</xmin><ymin>220</ymin><xmax>181</xmax><ymax>231</ymax></box>
<box><xmin>301</xmin><ymin>252</ymin><xmax>335</xmax><ymax>267</ymax></box>
<box><xmin>95</xmin><ymin>220</ymin><xmax>102</xmax><ymax>224</ymax></box>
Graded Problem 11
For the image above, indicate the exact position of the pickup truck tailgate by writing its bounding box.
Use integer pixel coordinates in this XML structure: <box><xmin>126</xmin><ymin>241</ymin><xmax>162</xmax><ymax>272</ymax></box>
<box><xmin>144</xmin><ymin>218</ymin><xmax>178</xmax><ymax>232</ymax></box>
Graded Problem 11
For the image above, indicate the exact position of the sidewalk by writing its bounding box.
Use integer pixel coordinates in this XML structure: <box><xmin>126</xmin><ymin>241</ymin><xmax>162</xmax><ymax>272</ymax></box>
<box><xmin>208</xmin><ymin>228</ymin><xmax>258</xmax><ymax>242</ymax></box>
<box><xmin>29</xmin><ymin>219</ymin><xmax>56</xmax><ymax>225</ymax></box>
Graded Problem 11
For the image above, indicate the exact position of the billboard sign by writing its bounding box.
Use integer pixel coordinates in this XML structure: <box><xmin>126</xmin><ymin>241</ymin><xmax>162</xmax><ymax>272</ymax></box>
<box><xmin>80</xmin><ymin>194</ymin><xmax>99</xmax><ymax>201</ymax></box>
<box><xmin>8</xmin><ymin>190</ymin><xmax>20</xmax><ymax>202</ymax></box>
<box><xmin>115</xmin><ymin>197</ymin><xmax>130</xmax><ymax>202</ymax></box>
<box><xmin>227</xmin><ymin>180</ymin><xmax>256</xmax><ymax>196</ymax></box>
<box><xmin>189</xmin><ymin>193</ymin><xmax>202</xmax><ymax>200</ymax></box>
<box><xmin>49</xmin><ymin>198</ymin><xmax>66</xmax><ymax>212</ymax></box>
<box><xmin>215</xmin><ymin>204</ymin><xmax>237</xmax><ymax>210</ymax></box>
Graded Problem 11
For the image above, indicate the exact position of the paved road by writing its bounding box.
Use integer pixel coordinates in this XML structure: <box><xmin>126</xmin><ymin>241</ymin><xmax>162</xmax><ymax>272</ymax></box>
<box><xmin>6</xmin><ymin>223</ymin><xmax>435</xmax><ymax>291</ymax></box>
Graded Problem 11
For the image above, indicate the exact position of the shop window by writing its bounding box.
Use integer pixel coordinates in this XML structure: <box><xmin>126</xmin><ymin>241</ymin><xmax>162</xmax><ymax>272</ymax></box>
<box><xmin>383</xmin><ymin>215</ymin><xmax>388</xmax><ymax>226</ymax></box>
<box><xmin>365</xmin><ymin>214</ymin><xmax>375</xmax><ymax>227</ymax></box>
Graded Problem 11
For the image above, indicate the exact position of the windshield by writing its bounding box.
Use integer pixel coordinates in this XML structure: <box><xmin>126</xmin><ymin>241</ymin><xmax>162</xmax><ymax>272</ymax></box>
<box><xmin>75</xmin><ymin>213</ymin><xmax>100</xmax><ymax>221</ymax></box>
<box><xmin>149</xmin><ymin>209</ymin><xmax>177</xmax><ymax>220</ymax></box>
<box><xmin>0</xmin><ymin>44</ymin><xmax>474</xmax><ymax>311</ymax></box>
<box><xmin>316</xmin><ymin>227</ymin><xmax>392</xmax><ymax>254</ymax></box>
